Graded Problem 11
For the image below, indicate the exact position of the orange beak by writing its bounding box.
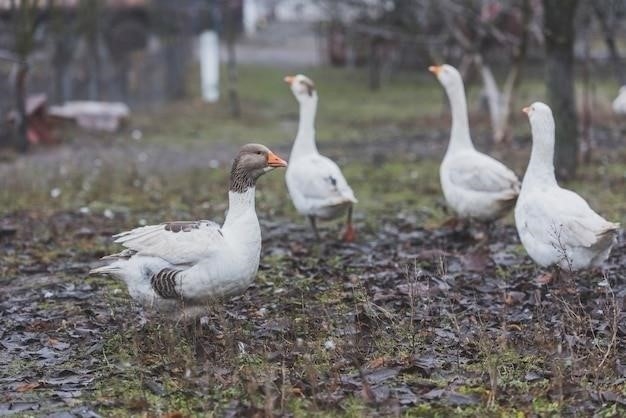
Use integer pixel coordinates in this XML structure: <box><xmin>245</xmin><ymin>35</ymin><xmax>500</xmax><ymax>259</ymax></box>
<box><xmin>428</xmin><ymin>65</ymin><xmax>442</xmax><ymax>76</ymax></box>
<box><xmin>522</xmin><ymin>106</ymin><xmax>530</xmax><ymax>114</ymax></box>
<box><xmin>283</xmin><ymin>75</ymin><xmax>295</xmax><ymax>85</ymax></box>
<box><xmin>267</xmin><ymin>151</ymin><xmax>288</xmax><ymax>168</ymax></box>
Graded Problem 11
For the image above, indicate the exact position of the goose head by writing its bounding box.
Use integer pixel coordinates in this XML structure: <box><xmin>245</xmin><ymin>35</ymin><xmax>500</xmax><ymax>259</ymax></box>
<box><xmin>522</xmin><ymin>102</ymin><xmax>555</xmax><ymax>139</ymax></box>
<box><xmin>284</xmin><ymin>74</ymin><xmax>318</xmax><ymax>103</ymax></box>
<box><xmin>230</xmin><ymin>143</ymin><xmax>287</xmax><ymax>193</ymax></box>
<box><xmin>428</xmin><ymin>64</ymin><xmax>463</xmax><ymax>91</ymax></box>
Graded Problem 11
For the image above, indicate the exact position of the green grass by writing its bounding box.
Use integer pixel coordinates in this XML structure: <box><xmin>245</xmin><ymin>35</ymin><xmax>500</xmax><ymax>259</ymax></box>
<box><xmin>132</xmin><ymin>64</ymin><xmax>482</xmax><ymax>148</ymax></box>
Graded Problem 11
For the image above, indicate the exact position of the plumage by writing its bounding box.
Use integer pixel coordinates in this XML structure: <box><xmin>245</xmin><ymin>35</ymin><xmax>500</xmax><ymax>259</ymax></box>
<box><xmin>283</xmin><ymin>74</ymin><xmax>357</xmax><ymax>240</ymax></box>
<box><xmin>515</xmin><ymin>102</ymin><xmax>619</xmax><ymax>271</ymax></box>
<box><xmin>90</xmin><ymin>143</ymin><xmax>287</xmax><ymax>315</ymax></box>
<box><xmin>112</xmin><ymin>220</ymin><xmax>223</xmax><ymax>266</ymax></box>
<box><xmin>430</xmin><ymin>64</ymin><xmax>521</xmax><ymax>221</ymax></box>
<box><xmin>612</xmin><ymin>85</ymin><xmax>626</xmax><ymax>115</ymax></box>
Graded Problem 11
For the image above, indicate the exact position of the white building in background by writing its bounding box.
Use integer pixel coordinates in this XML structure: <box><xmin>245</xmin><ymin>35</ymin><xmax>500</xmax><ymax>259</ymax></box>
<box><xmin>241</xmin><ymin>0</ymin><xmax>385</xmax><ymax>31</ymax></box>
<box><xmin>273</xmin><ymin>0</ymin><xmax>324</xmax><ymax>21</ymax></box>
<box><xmin>241</xmin><ymin>0</ymin><xmax>324</xmax><ymax>33</ymax></box>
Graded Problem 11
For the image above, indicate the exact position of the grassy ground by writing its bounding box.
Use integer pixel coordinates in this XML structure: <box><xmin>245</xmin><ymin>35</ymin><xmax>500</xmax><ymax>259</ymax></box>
<box><xmin>0</xmin><ymin>64</ymin><xmax>625</xmax><ymax>417</ymax></box>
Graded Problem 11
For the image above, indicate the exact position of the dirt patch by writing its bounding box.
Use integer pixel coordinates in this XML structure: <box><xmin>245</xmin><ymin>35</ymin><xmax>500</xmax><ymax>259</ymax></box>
<box><xmin>1</xmin><ymin>204</ymin><xmax>624</xmax><ymax>416</ymax></box>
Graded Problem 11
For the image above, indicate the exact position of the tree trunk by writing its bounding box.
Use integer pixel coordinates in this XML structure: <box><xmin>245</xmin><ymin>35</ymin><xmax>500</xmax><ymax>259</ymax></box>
<box><xmin>13</xmin><ymin>63</ymin><xmax>29</xmax><ymax>153</ymax></box>
<box><xmin>11</xmin><ymin>0</ymin><xmax>36</xmax><ymax>152</ymax></box>
<box><xmin>86</xmin><ymin>33</ymin><xmax>101</xmax><ymax>100</ymax></box>
<box><xmin>226</xmin><ymin>0</ymin><xmax>241</xmax><ymax>118</ymax></box>
<box><xmin>543</xmin><ymin>0</ymin><xmax>579</xmax><ymax>180</ymax></box>
<box><xmin>580</xmin><ymin>7</ymin><xmax>593</xmax><ymax>163</ymax></box>
<box><xmin>164</xmin><ymin>37</ymin><xmax>187</xmax><ymax>101</ymax></box>
<box><xmin>495</xmin><ymin>0</ymin><xmax>531</xmax><ymax>143</ymax></box>
<box><xmin>476</xmin><ymin>57</ymin><xmax>502</xmax><ymax>140</ymax></box>
<box><xmin>79</xmin><ymin>0</ymin><xmax>101</xmax><ymax>100</ymax></box>
<box><xmin>368</xmin><ymin>36</ymin><xmax>382</xmax><ymax>91</ymax></box>
<box><xmin>50</xmin><ymin>4</ymin><xmax>74</xmax><ymax>104</ymax></box>
<box><xmin>591</xmin><ymin>1</ymin><xmax>625</xmax><ymax>86</ymax></box>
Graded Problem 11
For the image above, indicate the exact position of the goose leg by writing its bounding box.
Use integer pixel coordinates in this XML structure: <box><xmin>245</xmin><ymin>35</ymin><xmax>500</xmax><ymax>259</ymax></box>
<box><xmin>342</xmin><ymin>205</ymin><xmax>357</xmax><ymax>242</ymax></box>
<box><xmin>468</xmin><ymin>220</ymin><xmax>489</xmax><ymax>245</ymax></box>
<box><xmin>308</xmin><ymin>215</ymin><xmax>321</xmax><ymax>241</ymax></box>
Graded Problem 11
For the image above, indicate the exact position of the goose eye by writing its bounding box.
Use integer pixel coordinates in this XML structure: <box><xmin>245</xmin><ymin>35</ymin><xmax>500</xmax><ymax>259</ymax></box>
<box><xmin>256</xmin><ymin>151</ymin><xmax>262</xmax><ymax>155</ymax></box>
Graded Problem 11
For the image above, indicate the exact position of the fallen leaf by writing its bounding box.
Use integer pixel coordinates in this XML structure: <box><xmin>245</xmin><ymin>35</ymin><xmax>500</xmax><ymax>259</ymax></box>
<box><xmin>366</xmin><ymin>357</ymin><xmax>387</xmax><ymax>369</ymax></box>
<box><xmin>535</xmin><ymin>272</ymin><xmax>554</xmax><ymax>285</ymax></box>
<box><xmin>16</xmin><ymin>381</ymin><xmax>40</xmax><ymax>392</ymax></box>
<box><xmin>161</xmin><ymin>412</ymin><xmax>186</xmax><ymax>418</ymax></box>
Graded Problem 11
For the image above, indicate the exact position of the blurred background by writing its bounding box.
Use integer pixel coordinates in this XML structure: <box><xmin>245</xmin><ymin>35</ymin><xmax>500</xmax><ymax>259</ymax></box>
<box><xmin>0</xmin><ymin>1</ymin><xmax>625</xmax><ymax>146</ymax></box>
<box><xmin>0</xmin><ymin>0</ymin><xmax>624</xmax><ymax>215</ymax></box>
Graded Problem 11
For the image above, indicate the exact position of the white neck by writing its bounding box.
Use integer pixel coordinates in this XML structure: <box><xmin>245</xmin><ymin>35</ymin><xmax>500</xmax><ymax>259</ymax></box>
<box><xmin>223</xmin><ymin>188</ymin><xmax>257</xmax><ymax>228</ymax></box>
<box><xmin>444</xmin><ymin>81</ymin><xmax>475</xmax><ymax>154</ymax></box>
<box><xmin>290</xmin><ymin>97</ymin><xmax>319</xmax><ymax>159</ymax></box>
<box><xmin>523</xmin><ymin>118</ymin><xmax>557</xmax><ymax>189</ymax></box>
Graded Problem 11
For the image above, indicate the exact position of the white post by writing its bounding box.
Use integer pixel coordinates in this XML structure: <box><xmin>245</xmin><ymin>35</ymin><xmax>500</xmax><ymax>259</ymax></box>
<box><xmin>243</xmin><ymin>0</ymin><xmax>258</xmax><ymax>36</ymax></box>
<box><xmin>199</xmin><ymin>30</ymin><xmax>220</xmax><ymax>103</ymax></box>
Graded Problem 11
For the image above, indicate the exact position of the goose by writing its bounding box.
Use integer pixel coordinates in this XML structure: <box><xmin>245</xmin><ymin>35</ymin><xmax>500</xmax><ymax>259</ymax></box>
<box><xmin>612</xmin><ymin>85</ymin><xmax>626</xmax><ymax>115</ymax></box>
<box><xmin>283</xmin><ymin>74</ymin><xmax>357</xmax><ymax>241</ymax></box>
<box><xmin>516</xmin><ymin>102</ymin><xmax>619</xmax><ymax>271</ymax></box>
<box><xmin>429</xmin><ymin>64</ymin><xmax>520</xmax><ymax>224</ymax></box>
<box><xmin>90</xmin><ymin>143</ymin><xmax>287</xmax><ymax>315</ymax></box>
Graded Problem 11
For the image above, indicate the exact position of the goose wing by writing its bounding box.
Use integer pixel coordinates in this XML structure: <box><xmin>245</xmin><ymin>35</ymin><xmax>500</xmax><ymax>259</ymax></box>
<box><xmin>519</xmin><ymin>189</ymin><xmax>619</xmax><ymax>248</ymax></box>
<box><xmin>289</xmin><ymin>154</ymin><xmax>357</xmax><ymax>204</ymax></box>
<box><xmin>112</xmin><ymin>220</ymin><xmax>225</xmax><ymax>265</ymax></box>
<box><xmin>448</xmin><ymin>152</ymin><xmax>520</xmax><ymax>197</ymax></box>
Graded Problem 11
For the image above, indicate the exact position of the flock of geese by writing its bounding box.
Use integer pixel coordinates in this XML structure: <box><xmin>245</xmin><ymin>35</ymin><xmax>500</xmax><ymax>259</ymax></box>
<box><xmin>90</xmin><ymin>64</ymin><xmax>620</xmax><ymax>316</ymax></box>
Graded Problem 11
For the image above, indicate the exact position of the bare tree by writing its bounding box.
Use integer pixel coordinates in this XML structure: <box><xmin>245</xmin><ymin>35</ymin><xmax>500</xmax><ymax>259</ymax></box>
<box><xmin>543</xmin><ymin>0</ymin><xmax>579</xmax><ymax>179</ymax></box>
<box><xmin>439</xmin><ymin>0</ymin><xmax>535</xmax><ymax>143</ymax></box>
<box><xmin>50</xmin><ymin>1</ymin><xmax>77</xmax><ymax>103</ymax></box>
<box><xmin>591</xmin><ymin>0</ymin><xmax>625</xmax><ymax>86</ymax></box>
<box><xmin>10</xmin><ymin>0</ymin><xmax>39</xmax><ymax>153</ymax></box>
<box><xmin>224</xmin><ymin>0</ymin><xmax>241</xmax><ymax>118</ymax></box>
<box><xmin>78</xmin><ymin>0</ymin><xmax>102</xmax><ymax>100</ymax></box>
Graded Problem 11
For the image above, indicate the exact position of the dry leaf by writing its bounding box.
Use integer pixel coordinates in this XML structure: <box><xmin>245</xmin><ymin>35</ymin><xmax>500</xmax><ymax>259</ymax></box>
<box><xmin>16</xmin><ymin>382</ymin><xmax>40</xmax><ymax>392</ymax></box>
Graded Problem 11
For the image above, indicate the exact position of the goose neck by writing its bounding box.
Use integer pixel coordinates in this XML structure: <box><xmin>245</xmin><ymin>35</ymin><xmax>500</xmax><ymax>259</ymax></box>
<box><xmin>223</xmin><ymin>188</ymin><xmax>257</xmax><ymax>228</ymax></box>
<box><xmin>524</xmin><ymin>121</ymin><xmax>557</xmax><ymax>188</ymax></box>
<box><xmin>446</xmin><ymin>83</ymin><xmax>475</xmax><ymax>153</ymax></box>
<box><xmin>290</xmin><ymin>98</ymin><xmax>319</xmax><ymax>158</ymax></box>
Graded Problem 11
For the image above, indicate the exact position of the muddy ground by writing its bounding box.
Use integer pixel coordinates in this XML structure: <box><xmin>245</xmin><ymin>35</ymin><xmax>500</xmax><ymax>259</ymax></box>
<box><xmin>0</xmin><ymin>131</ymin><xmax>625</xmax><ymax>417</ymax></box>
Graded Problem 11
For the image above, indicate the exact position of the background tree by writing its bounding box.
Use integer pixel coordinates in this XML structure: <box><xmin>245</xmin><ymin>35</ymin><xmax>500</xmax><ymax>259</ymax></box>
<box><xmin>77</xmin><ymin>0</ymin><xmax>102</xmax><ymax>100</ymax></box>
<box><xmin>439</xmin><ymin>0</ymin><xmax>535</xmax><ymax>143</ymax></box>
<box><xmin>10</xmin><ymin>0</ymin><xmax>39</xmax><ymax>153</ymax></box>
<box><xmin>591</xmin><ymin>0</ymin><xmax>626</xmax><ymax>86</ymax></box>
<box><xmin>50</xmin><ymin>1</ymin><xmax>77</xmax><ymax>103</ymax></box>
<box><xmin>543</xmin><ymin>0</ymin><xmax>579</xmax><ymax>179</ymax></box>
<box><xmin>224</xmin><ymin>0</ymin><xmax>241</xmax><ymax>118</ymax></box>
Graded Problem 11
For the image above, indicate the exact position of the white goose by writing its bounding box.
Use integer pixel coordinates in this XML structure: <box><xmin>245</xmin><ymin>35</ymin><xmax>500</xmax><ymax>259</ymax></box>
<box><xmin>90</xmin><ymin>144</ymin><xmax>287</xmax><ymax>314</ymax></box>
<box><xmin>429</xmin><ymin>64</ymin><xmax>520</xmax><ymax>222</ymax></box>
<box><xmin>283</xmin><ymin>74</ymin><xmax>358</xmax><ymax>241</ymax></box>
<box><xmin>516</xmin><ymin>102</ymin><xmax>619</xmax><ymax>271</ymax></box>
<box><xmin>612</xmin><ymin>85</ymin><xmax>626</xmax><ymax>115</ymax></box>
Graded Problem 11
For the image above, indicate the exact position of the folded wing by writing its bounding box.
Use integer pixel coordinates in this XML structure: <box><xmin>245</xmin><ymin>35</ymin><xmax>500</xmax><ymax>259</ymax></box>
<box><xmin>112</xmin><ymin>220</ymin><xmax>225</xmax><ymax>265</ymax></box>
<box><xmin>521</xmin><ymin>190</ymin><xmax>619</xmax><ymax>249</ymax></box>
<box><xmin>289</xmin><ymin>154</ymin><xmax>357</xmax><ymax>205</ymax></box>
<box><xmin>448</xmin><ymin>153</ymin><xmax>520</xmax><ymax>198</ymax></box>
